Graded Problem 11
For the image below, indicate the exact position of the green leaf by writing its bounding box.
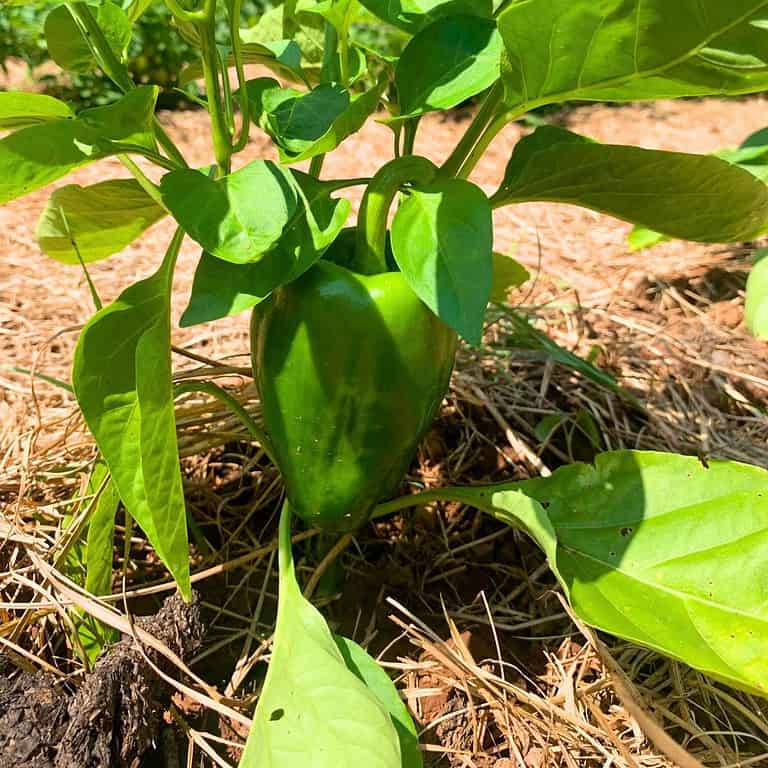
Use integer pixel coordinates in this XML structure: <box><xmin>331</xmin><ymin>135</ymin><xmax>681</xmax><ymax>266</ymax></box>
<box><xmin>745</xmin><ymin>249</ymin><xmax>768</xmax><ymax>339</ymax></box>
<box><xmin>490</xmin><ymin>251</ymin><xmax>529</xmax><ymax>304</ymax></box>
<box><xmin>359</xmin><ymin>0</ymin><xmax>492</xmax><ymax>33</ymax></box>
<box><xmin>72</xmin><ymin>231</ymin><xmax>190</xmax><ymax>599</ymax></box>
<box><xmin>180</xmin><ymin>40</ymin><xmax>306</xmax><ymax>87</ymax></box>
<box><xmin>238</xmin><ymin>505</ymin><xmax>402</xmax><ymax>767</ymax></box>
<box><xmin>465</xmin><ymin>451</ymin><xmax>768</xmax><ymax>698</ymax></box>
<box><xmin>334</xmin><ymin>636</ymin><xmax>422</xmax><ymax>768</ymax></box>
<box><xmin>180</xmin><ymin>173</ymin><xmax>350</xmax><ymax>326</ymax></box>
<box><xmin>493</xmin><ymin>126</ymin><xmax>768</xmax><ymax>244</ymax></box>
<box><xmin>160</xmin><ymin>161</ymin><xmax>300</xmax><ymax>264</ymax></box>
<box><xmin>45</xmin><ymin>3</ymin><xmax>132</xmax><ymax>74</ymax></box>
<box><xmin>246</xmin><ymin>79</ymin><xmax>386</xmax><ymax>163</ymax></box>
<box><xmin>84</xmin><ymin>463</ymin><xmax>120</xmax><ymax>599</ymax></box>
<box><xmin>0</xmin><ymin>86</ymin><xmax>159</xmax><ymax>205</ymax></box>
<box><xmin>394</xmin><ymin>15</ymin><xmax>502</xmax><ymax>119</ymax></box>
<box><xmin>0</xmin><ymin>91</ymin><xmax>74</xmax><ymax>129</ymax></box>
<box><xmin>296</xmin><ymin>0</ymin><xmax>357</xmax><ymax>33</ymax></box>
<box><xmin>627</xmin><ymin>226</ymin><xmax>669</xmax><ymax>253</ymax></box>
<box><xmin>36</xmin><ymin>179</ymin><xmax>167</xmax><ymax>264</ymax></box>
<box><xmin>392</xmin><ymin>177</ymin><xmax>493</xmax><ymax>345</ymax></box>
<box><xmin>499</xmin><ymin>1</ymin><xmax>768</xmax><ymax>111</ymax></box>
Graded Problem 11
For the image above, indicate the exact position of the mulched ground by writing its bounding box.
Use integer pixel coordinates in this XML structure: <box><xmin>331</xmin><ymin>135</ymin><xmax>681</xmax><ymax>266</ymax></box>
<box><xmin>2</xmin><ymin>81</ymin><xmax>768</xmax><ymax>767</ymax></box>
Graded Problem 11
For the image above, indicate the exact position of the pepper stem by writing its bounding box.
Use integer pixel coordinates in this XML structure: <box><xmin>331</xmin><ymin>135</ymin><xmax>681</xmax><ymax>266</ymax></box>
<box><xmin>355</xmin><ymin>156</ymin><xmax>438</xmax><ymax>275</ymax></box>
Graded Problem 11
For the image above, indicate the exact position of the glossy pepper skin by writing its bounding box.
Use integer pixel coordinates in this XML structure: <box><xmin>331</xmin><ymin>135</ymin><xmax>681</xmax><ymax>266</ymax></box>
<box><xmin>252</xmin><ymin>260</ymin><xmax>457</xmax><ymax>531</ymax></box>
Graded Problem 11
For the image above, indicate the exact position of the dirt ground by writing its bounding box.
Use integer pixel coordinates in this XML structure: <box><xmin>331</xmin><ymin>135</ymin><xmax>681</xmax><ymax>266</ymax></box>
<box><xmin>2</xmin><ymin>90</ymin><xmax>768</xmax><ymax>767</ymax></box>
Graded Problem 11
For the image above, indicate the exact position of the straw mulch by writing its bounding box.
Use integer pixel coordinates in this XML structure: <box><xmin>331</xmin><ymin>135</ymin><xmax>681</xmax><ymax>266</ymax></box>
<box><xmin>2</xmin><ymin>91</ymin><xmax>768</xmax><ymax>767</ymax></box>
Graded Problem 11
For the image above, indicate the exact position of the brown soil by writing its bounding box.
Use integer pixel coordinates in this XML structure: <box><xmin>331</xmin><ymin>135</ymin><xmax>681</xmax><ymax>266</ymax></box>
<box><xmin>2</xmin><ymin>92</ymin><xmax>768</xmax><ymax>767</ymax></box>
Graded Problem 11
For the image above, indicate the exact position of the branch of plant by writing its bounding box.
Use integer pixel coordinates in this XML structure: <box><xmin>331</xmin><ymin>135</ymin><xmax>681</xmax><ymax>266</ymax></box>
<box><xmin>440</xmin><ymin>82</ymin><xmax>504</xmax><ymax>177</ymax></box>
<box><xmin>198</xmin><ymin>18</ymin><xmax>234</xmax><ymax>174</ymax></box>
<box><xmin>65</xmin><ymin>2</ymin><xmax>188</xmax><ymax>169</ymax></box>
<box><xmin>303</xmin><ymin>532</ymin><xmax>354</xmax><ymax>599</ymax></box>
<box><xmin>229</xmin><ymin>0</ymin><xmax>251</xmax><ymax>154</ymax></box>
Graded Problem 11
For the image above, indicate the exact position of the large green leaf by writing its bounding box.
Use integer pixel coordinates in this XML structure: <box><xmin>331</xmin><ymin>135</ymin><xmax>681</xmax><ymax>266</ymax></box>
<box><xmin>629</xmin><ymin>125</ymin><xmax>768</xmax><ymax>251</ymax></box>
<box><xmin>160</xmin><ymin>161</ymin><xmax>299</xmax><ymax>265</ymax></box>
<box><xmin>499</xmin><ymin>1</ymin><xmax>768</xmax><ymax>111</ymax></box>
<box><xmin>72</xmin><ymin>231</ymin><xmax>190</xmax><ymax>599</ymax></box>
<box><xmin>246</xmin><ymin>78</ymin><xmax>385</xmax><ymax>163</ymax></box>
<box><xmin>334</xmin><ymin>636</ymin><xmax>422</xmax><ymax>768</ymax></box>
<box><xmin>36</xmin><ymin>179</ymin><xmax>167</xmax><ymax>264</ymax></box>
<box><xmin>0</xmin><ymin>86</ymin><xmax>159</xmax><ymax>205</ymax></box>
<box><xmin>448</xmin><ymin>451</ymin><xmax>768</xmax><ymax>698</ymax></box>
<box><xmin>359</xmin><ymin>0</ymin><xmax>491</xmax><ymax>33</ymax></box>
<box><xmin>238</xmin><ymin>505</ymin><xmax>403</xmax><ymax>767</ymax></box>
<box><xmin>492</xmin><ymin>126</ymin><xmax>768</xmax><ymax>243</ymax></box>
<box><xmin>391</xmin><ymin>177</ymin><xmax>493</xmax><ymax>344</ymax></box>
<box><xmin>0</xmin><ymin>92</ymin><xmax>74</xmax><ymax>129</ymax></box>
<box><xmin>45</xmin><ymin>2</ymin><xmax>132</xmax><ymax>74</ymax></box>
<box><xmin>180</xmin><ymin>172</ymin><xmax>350</xmax><ymax>326</ymax></box>
<box><xmin>394</xmin><ymin>14</ymin><xmax>502</xmax><ymax>119</ymax></box>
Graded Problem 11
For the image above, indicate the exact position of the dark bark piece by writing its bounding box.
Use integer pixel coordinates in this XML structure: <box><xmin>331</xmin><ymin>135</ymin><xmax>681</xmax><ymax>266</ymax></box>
<box><xmin>0</xmin><ymin>591</ymin><xmax>204</xmax><ymax>768</ymax></box>
<box><xmin>55</xmin><ymin>591</ymin><xmax>204</xmax><ymax>768</ymax></box>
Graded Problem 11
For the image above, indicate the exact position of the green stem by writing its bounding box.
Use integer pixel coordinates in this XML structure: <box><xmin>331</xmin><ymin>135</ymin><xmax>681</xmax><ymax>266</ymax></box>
<box><xmin>164</xmin><ymin>0</ymin><xmax>208</xmax><ymax>22</ymax></box>
<box><xmin>440</xmin><ymin>82</ymin><xmax>504</xmax><ymax>178</ymax></box>
<box><xmin>402</xmin><ymin>117</ymin><xmax>420</xmax><ymax>156</ymax></box>
<box><xmin>173</xmin><ymin>380</ymin><xmax>274</xmax><ymax>463</ymax></box>
<box><xmin>372</xmin><ymin>481</ymin><xmax>523</xmax><ymax>520</ymax></box>
<box><xmin>65</xmin><ymin>2</ymin><xmax>188</xmax><ymax>169</ymax></box>
<box><xmin>309</xmin><ymin>154</ymin><xmax>325</xmax><ymax>178</ymax></box>
<box><xmin>355</xmin><ymin>156</ymin><xmax>438</xmax><ymax>275</ymax></box>
<box><xmin>118</xmin><ymin>156</ymin><xmax>166</xmax><ymax>207</ymax></box>
<box><xmin>278</xmin><ymin>501</ymin><xmax>295</xmax><ymax>582</ymax></box>
<box><xmin>230</xmin><ymin>0</ymin><xmax>251</xmax><ymax>154</ymax></box>
<box><xmin>199</xmin><ymin>20</ymin><xmax>233</xmax><ymax>174</ymax></box>
<box><xmin>456</xmin><ymin>110</ymin><xmax>514</xmax><ymax>179</ymax></box>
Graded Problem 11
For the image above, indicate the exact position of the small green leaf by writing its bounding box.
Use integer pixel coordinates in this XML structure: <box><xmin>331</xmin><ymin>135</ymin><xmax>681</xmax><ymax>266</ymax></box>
<box><xmin>0</xmin><ymin>91</ymin><xmax>74</xmax><ymax>129</ymax></box>
<box><xmin>627</xmin><ymin>226</ymin><xmax>669</xmax><ymax>253</ymax></box>
<box><xmin>394</xmin><ymin>15</ymin><xmax>502</xmax><ymax>119</ymax></box>
<box><xmin>0</xmin><ymin>86</ymin><xmax>159</xmax><ymax>205</ymax></box>
<box><xmin>37</xmin><ymin>179</ymin><xmax>167</xmax><ymax>264</ymax></box>
<box><xmin>499</xmin><ymin>1</ymin><xmax>768</xmax><ymax>111</ymax></box>
<box><xmin>84</xmin><ymin>463</ymin><xmax>120</xmax><ymax>600</ymax></box>
<box><xmin>160</xmin><ymin>161</ymin><xmax>299</xmax><ymax>264</ymax></box>
<box><xmin>745</xmin><ymin>249</ymin><xmax>768</xmax><ymax>339</ymax></box>
<box><xmin>490</xmin><ymin>251</ymin><xmax>529</xmax><ymax>304</ymax></box>
<box><xmin>180</xmin><ymin>173</ymin><xmax>350</xmax><ymax>326</ymax></box>
<box><xmin>392</xmin><ymin>177</ymin><xmax>493</xmax><ymax>344</ymax></box>
<box><xmin>72</xmin><ymin>231</ymin><xmax>190</xmax><ymax>599</ymax></box>
<box><xmin>334</xmin><ymin>636</ymin><xmax>422</xmax><ymax>768</ymax></box>
<box><xmin>247</xmin><ymin>79</ymin><xmax>386</xmax><ymax>162</ymax></box>
<box><xmin>45</xmin><ymin>3</ymin><xmax>132</xmax><ymax>74</ymax></box>
<box><xmin>359</xmin><ymin>0</ymin><xmax>491</xmax><ymax>33</ymax></box>
<box><xmin>493</xmin><ymin>126</ymin><xmax>768</xmax><ymax>243</ymax></box>
<box><xmin>238</xmin><ymin>505</ymin><xmax>402</xmax><ymax>767</ymax></box>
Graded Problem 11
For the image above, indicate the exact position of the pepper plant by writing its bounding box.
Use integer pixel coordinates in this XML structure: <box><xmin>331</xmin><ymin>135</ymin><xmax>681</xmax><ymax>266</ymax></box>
<box><xmin>4</xmin><ymin>0</ymin><xmax>768</xmax><ymax>764</ymax></box>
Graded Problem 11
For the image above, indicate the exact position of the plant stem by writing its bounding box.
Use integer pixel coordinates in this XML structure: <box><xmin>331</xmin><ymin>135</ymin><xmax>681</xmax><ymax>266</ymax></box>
<box><xmin>65</xmin><ymin>2</ymin><xmax>187</xmax><ymax>169</ymax></box>
<box><xmin>278</xmin><ymin>501</ymin><xmax>295</xmax><ymax>582</ymax></box>
<box><xmin>372</xmin><ymin>481</ymin><xmax>523</xmax><ymax>520</ymax></box>
<box><xmin>173</xmin><ymin>380</ymin><xmax>274</xmax><ymax>463</ymax></box>
<box><xmin>198</xmin><ymin>18</ymin><xmax>233</xmax><ymax>174</ymax></box>
<box><xmin>440</xmin><ymin>82</ymin><xmax>504</xmax><ymax>178</ymax></box>
<box><xmin>230</xmin><ymin>0</ymin><xmax>251</xmax><ymax>153</ymax></box>
<box><xmin>456</xmin><ymin>111</ymin><xmax>514</xmax><ymax>179</ymax></box>
<box><xmin>402</xmin><ymin>117</ymin><xmax>420</xmax><ymax>156</ymax></box>
<box><xmin>309</xmin><ymin>154</ymin><xmax>325</xmax><ymax>178</ymax></box>
<box><xmin>355</xmin><ymin>156</ymin><xmax>438</xmax><ymax>275</ymax></box>
<box><xmin>118</xmin><ymin>156</ymin><xmax>166</xmax><ymax>207</ymax></box>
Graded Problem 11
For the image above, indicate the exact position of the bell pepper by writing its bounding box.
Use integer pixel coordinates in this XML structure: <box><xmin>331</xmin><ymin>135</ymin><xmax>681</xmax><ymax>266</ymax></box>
<box><xmin>252</xmin><ymin>158</ymin><xmax>457</xmax><ymax>531</ymax></box>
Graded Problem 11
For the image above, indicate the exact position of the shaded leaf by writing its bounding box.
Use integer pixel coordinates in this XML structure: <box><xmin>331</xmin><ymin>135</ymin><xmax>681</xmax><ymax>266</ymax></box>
<box><xmin>359</xmin><ymin>0</ymin><xmax>491</xmax><ymax>34</ymax></box>
<box><xmin>45</xmin><ymin>3</ymin><xmax>131</xmax><ymax>74</ymax></box>
<box><xmin>745</xmin><ymin>249</ymin><xmax>768</xmax><ymax>339</ymax></box>
<box><xmin>493</xmin><ymin>126</ymin><xmax>768</xmax><ymax>243</ymax></box>
<box><xmin>490</xmin><ymin>251</ymin><xmax>529</xmax><ymax>304</ymax></box>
